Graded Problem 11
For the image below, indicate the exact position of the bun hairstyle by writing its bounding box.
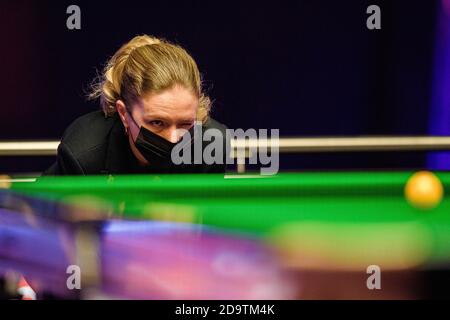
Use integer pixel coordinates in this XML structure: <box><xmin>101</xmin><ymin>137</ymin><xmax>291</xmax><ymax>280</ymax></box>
<box><xmin>89</xmin><ymin>35</ymin><xmax>211</xmax><ymax>122</ymax></box>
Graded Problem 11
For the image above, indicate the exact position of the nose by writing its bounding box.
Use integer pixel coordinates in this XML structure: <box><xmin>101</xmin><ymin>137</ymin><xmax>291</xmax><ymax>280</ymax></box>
<box><xmin>165</xmin><ymin>126</ymin><xmax>181</xmax><ymax>144</ymax></box>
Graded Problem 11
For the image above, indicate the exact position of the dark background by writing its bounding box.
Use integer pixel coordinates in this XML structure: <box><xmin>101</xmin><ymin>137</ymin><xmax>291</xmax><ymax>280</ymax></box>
<box><xmin>0</xmin><ymin>0</ymin><xmax>447</xmax><ymax>173</ymax></box>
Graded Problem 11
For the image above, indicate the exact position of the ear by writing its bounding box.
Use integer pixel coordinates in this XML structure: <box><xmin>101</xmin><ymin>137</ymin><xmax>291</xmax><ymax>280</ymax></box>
<box><xmin>116</xmin><ymin>100</ymin><xmax>129</xmax><ymax>129</ymax></box>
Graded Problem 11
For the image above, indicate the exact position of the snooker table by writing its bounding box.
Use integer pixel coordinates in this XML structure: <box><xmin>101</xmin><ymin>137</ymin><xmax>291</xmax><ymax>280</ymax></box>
<box><xmin>2</xmin><ymin>171</ymin><xmax>450</xmax><ymax>299</ymax></box>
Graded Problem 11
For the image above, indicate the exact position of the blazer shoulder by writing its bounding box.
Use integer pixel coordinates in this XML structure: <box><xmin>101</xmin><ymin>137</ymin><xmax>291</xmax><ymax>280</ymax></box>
<box><xmin>60</xmin><ymin>110</ymin><xmax>118</xmax><ymax>157</ymax></box>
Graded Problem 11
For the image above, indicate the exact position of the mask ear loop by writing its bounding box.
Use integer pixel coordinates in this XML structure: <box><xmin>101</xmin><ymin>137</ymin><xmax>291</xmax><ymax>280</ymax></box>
<box><xmin>125</xmin><ymin>107</ymin><xmax>140</xmax><ymax>136</ymax></box>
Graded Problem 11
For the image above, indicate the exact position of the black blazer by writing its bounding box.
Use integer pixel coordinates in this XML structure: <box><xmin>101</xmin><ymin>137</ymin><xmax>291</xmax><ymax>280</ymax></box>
<box><xmin>44</xmin><ymin>111</ymin><xmax>228</xmax><ymax>175</ymax></box>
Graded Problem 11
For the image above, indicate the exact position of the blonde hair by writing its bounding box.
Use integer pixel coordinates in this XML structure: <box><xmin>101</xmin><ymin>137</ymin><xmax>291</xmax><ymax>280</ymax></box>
<box><xmin>89</xmin><ymin>35</ymin><xmax>211</xmax><ymax>122</ymax></box>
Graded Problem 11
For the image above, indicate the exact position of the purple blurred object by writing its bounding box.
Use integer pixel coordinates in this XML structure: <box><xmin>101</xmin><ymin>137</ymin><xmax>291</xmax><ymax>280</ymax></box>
<box><xmin>0</xmin><ymin>202</ymin><xmax>295</xmax><ymax>299</ymax></box>
<box><xmin>0</xmin><ymin>208</ymin><xmax>78</xmax><ymax>298</ymax></box>
<box><xmin>428</xmin><ymin>0</ymin><xmax>450</xmax><ymax>169</ymax></box>
<box><xmin>100</xmin><ymin>220</ymin><xmax>295</xmax><ymax>299</ymax></box>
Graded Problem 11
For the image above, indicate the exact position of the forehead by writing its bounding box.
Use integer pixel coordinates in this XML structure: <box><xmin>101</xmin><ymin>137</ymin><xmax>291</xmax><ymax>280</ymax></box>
<box><xmin>136</xmin><ymin>85</ymin><xmax>198</xmax><ymax>120</ymax></box>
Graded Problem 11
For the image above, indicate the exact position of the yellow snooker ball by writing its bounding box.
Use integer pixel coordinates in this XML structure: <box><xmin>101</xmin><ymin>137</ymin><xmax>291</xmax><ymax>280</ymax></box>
<box><xmin>405</xmin><ymin>171</ymin><xmax>444</xmax><ymax>210</ymax></box>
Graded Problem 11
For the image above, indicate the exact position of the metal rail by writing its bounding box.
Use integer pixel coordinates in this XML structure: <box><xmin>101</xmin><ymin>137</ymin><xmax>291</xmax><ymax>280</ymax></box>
<box><xmin>2</xmin><ymin>136</ymin><xmax>450</xmax><ymax>156</ymax></box>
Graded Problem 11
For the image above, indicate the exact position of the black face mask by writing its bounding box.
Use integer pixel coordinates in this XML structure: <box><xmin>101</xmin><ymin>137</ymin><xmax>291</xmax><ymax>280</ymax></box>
<box><xmin>128</xmin><ymin>113</ymin><xmax>197</xmax><ymax>172</ymax></box>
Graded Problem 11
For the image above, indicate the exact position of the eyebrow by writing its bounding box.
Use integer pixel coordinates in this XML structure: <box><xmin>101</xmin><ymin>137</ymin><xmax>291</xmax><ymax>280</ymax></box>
<box><xmin>142</xmin><ymin>114</ymin><xmax>169</xmax><ymax>121</ymax></box>
<box><xmin>142</xmin><ymin>114</ymin><xmax>195</xmax><ymax>123</ymax></box>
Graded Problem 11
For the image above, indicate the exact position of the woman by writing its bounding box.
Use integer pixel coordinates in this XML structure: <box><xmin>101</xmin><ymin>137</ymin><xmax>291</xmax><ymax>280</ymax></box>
<box><xmin>45</xmin><ymin>35</ymin><xmax>227</xmax><ymax>175</ymax></box>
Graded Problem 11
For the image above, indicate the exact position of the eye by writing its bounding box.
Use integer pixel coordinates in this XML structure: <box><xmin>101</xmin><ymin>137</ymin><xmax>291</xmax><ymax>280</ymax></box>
<box><xmin>149</xmin><ymin>120</ymin><xmax>165</xmax><ymax>128</ymax></box>
<box><xmin>179</xmin><ymin>122</ymin><xmax>194</xmax><ymax>129</ymax></box>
